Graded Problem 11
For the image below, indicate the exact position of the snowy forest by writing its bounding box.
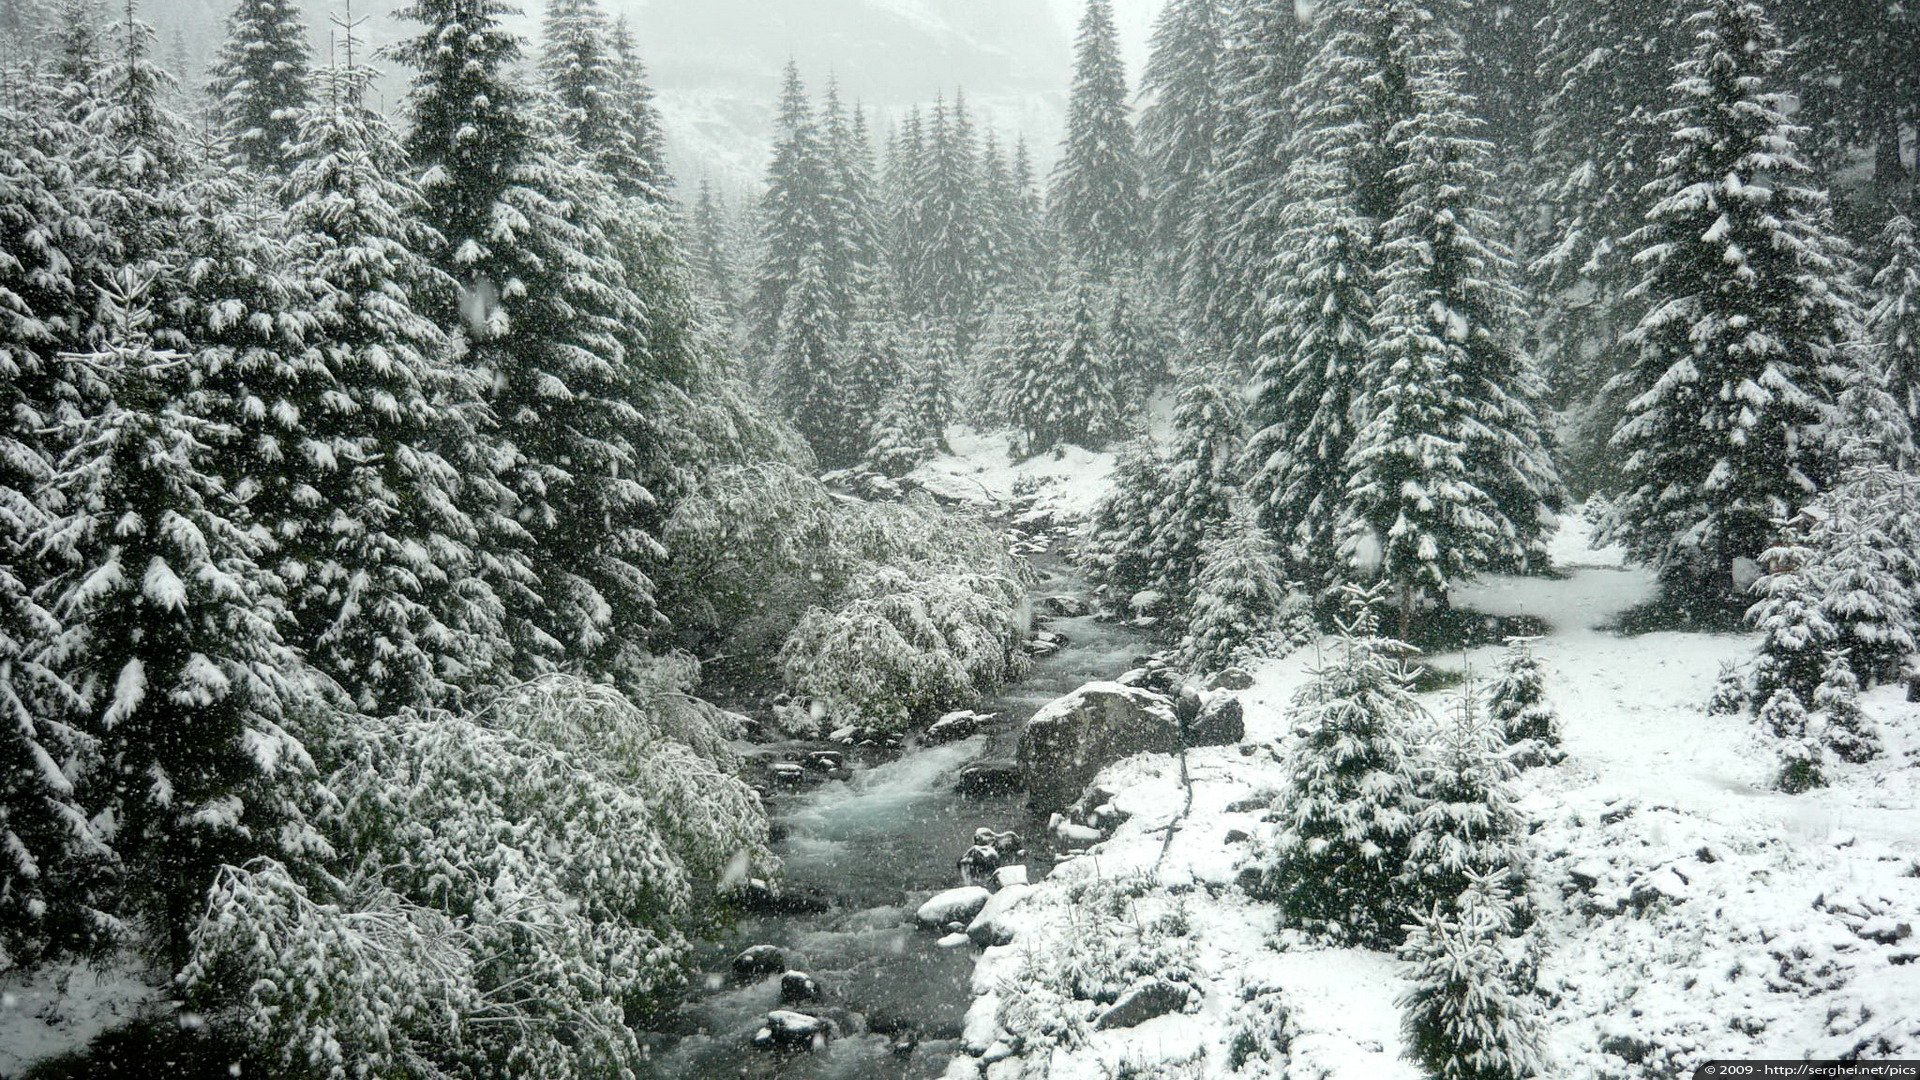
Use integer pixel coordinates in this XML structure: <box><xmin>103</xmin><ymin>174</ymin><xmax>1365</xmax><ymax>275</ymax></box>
<box><xmin>0</xmin><ymin>0</ymin><xmax>1917</xmax><ymax>1077</ymax></box>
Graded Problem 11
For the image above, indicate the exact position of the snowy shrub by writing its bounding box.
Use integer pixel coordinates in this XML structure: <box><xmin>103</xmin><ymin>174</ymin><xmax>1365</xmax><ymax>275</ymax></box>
<box><xmin>1398</xmin><ymin>872</ymin><xmax>1548</xmax><ymax>1080</ymax></box>
<box><xmin>1756</xmin><ymin>688</ymin><xmax>1826</xmax><ymax>793</ymax></box>
<box><xmin>1486</xmin><ymin>637</ymin><xmax>1559</xmax><ymax>766</ymax></box>
<box><xmin>1225</xmin><ymin>985</ymin><xmax>1293</xmax><ymax>1073</ymax></box>
<box><xmin>182</xmin><ymin>858</ymin><xmax>476</xmax><ymax>1080</ymax></box>
<box><xmin>1406</xmin><ymin>688</ymin><xmax>1530</xmax><ymax>920</ymax></box>
<box><xmin>1254</xmin><ymin>585</ymin><xmax>1424</xmax><ymax>947</ymax></box>
<box><xmin>1747</xmin><ymin>531</ymin><xmax>1836</xmax><ymax>707</ymax></box>
<box><xmin>1812</xmin><ymin>652</ymin><xmax>1880</xmax><ymax>765</ymax></box>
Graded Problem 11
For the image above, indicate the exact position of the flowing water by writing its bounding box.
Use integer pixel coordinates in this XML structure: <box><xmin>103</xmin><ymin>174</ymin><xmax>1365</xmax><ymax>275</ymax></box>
<box><xmin>635</xmin><ymin>565</ymin><xmax>1156</xmax><ymax>1080</ymax></box>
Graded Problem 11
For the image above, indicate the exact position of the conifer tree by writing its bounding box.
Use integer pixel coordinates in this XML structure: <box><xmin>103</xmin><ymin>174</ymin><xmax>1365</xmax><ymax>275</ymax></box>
<box><xmin>1801</xmin><ymin>457</ymin><xmax>1920</xmax><ymax>683</ymax></box>
<box><xmin>1399</xmin><ymin>871</ymin><xmax>1548</xmax><ymax>1080</ymax></box>
<box><xmin>608</xmin><ymin>15</ymin><xmax>668</xmax><ymax>200</ymax></box>
<box><xmin>1047</xmin><ymin>0</ymin><xmax>1143</xmax><ymax>281</ymax></box>
<box><xmin>1000</xmin><ymin>274</ymin><xmax>1117</xmax><ymax>454</ymax></box>
<box><xmin>1486</xmin><ymin>637</ymin><xmax>1559</xmax><ymax>766</ymax></box>
<box><xmin>772</xmin><ymin>246</ymin><xmax>855</xmax><ymax>467</ymax></box>
<box><xmin>1085</xmin><ymin>440</ymin><xmax>1171</xmax><ymax>610</ymax></box>
<box><xmin>1406</xmin><ymin>687</ymin><xmax>1528</xmax><ymax>917</ymax></box>
<box><xmin>1869</xmin><ymin>212</ymin><xmax>1920</xmax><ymax>430</ymax></box>
<box><xmin>395</xmin><ymin>0</ymin><xmax>665</xmax><ymax>684</ymax></box>
<box><xmin>752</xmin><ymin>63</ymin><xmax>841</xmax><ymax>355</ymax></box>
<box><xmin>1138</xmin><ymin>0</ymin><xmax>1223</xmax><ymax>296</ymax></box>
<box><xmin>1758</xmin><ymin>687</ymin><xmax>1825</xmax><ymax>793</ymax></box>
<box><xmin>1813</xmin><ymin>650</ymin><xmax>1880</xmax><ymax>765</ymax></box>
<box><xmin>277</xmin><ymin>61</ymin><xmax>508</xmax><ymax>711</ymax></box>
<box><xmin>821</xmin><ymin>82</ymin><xmax>880</xmax><ymax>297</ymax></box>
<box><xmin>909</xmin><ymin>91</ymin><xmax>985</xmax><ymax>350</ymax></box>
<box><xmin>1180</xmin><ymin>502</ymin><xmax>1290</xmax><ymax>674</ymax></box>
<box><xmin>1152</xmin><ymin>363</ymin><xmax>1242</xmax><ymax>612</ymax></box>
<box><xmin>50</xmin><ymin>273</ymin><xmax>322</xmax><ymax>961</ymax></box>
<box><xmin>539</xmin><ymin>0</ymin><xmax>624</xmax><ymax>172</ymax></box>
<box><xmin>1257</xmin><ymin>585</ymin><xmax>1423</xmax><ymax>947</ymax></box>
<box><xmin>205</xmin><ymin>0</ymin><xmax>312</xmax><ymax>175</ymax></box>
<box><xmin>1605</xmin><ymin>0</ymin><xmax>1856</xmax><ymax>597</ymax></box>
<box><xmin>1748</xmin><ymin>525</ymin><xmax>1835</xmax><ymax>707</ymax></box>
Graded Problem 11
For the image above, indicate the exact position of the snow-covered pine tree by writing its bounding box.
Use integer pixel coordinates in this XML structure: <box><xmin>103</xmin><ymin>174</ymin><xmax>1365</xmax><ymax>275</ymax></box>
<box><xmin>1707</xmin><ymin>661</ymin><xmax>1750</xmax><ymax>716</ymax></box>
<box><xmin>1342</xmin><ymin>6</ymin><xmax>1562</xmax><ymax>635</ymax></box>
<box><xmin>1103</xmin><ymin>282</ymin><xmax>1171</xmax><ymax>402</ymax></box>
<box><xmin>1869</xmin><ymin>212</ymin><xmax>1920</xmax><ymax>431</ymax></box>
<box><xmin>908</xmin><ymin>90</ymin><xmax>985</xmax><ymax>351</ymax></box>
<box><xmin>1241</xmin><ymin>0</ymin><xmax>1390</xmax><ymax>588</ymax></box>
<box><xmin>1813</xmin><ymin>650</ymin><xmax>1880</xmax><ymax>764</ymax></box>
<box><xmin>1757</xmin><ymin>687</ymin><xmax>1825</xmax><ymax>793</ymax></box>
<box><xmin>1398</xmin><ymin>871</ymin><xmax>1548</xmax><ymax>1080</ymax></box>
<box><xmin>0</xmin><ymin>92</ymin><xmax>114</xmax><ymax>966</ymax></box>
<box><xmin>822</xmin><ymin>82</ymin><xmax>882</xmax><ymax>303</ymax></box>
<box><xmin>1084</xmin><ymin>439</ymin><xmax>1171</xmax><ymax>612</ymax></box>
<box><xmin>687</xmin><ymin>176</ymin><xmax>744</xmax><ymax>326</ymax></box>
<box><xmin>1803</xmin><ymin>456</ymin><xmax>1919</xmax><ymax>684</ymax></box>
<box><xmin>773</xmin><ymin>245</ymin><xmax>856</xmax><ymax>468</ymax></box>
<box><xmin>840</xmin><ymin>287</ymin><xmax>907</xmax><ymax>453</ymax></box>
<box><xmin>205</xmin><ymin>0</ymin><xmax>312</xmax><ymax>175</ymax></box>
<box><xmin>975</xmin><ymin>131</ymin><xmax>1039</xmax><ymax>305</ymax></box>
<box><xmin>276</xmin><ymin>61</ymin><xmax>508</xmax><ymax>712</ymax></box>
<box><xmin>1203</xmin><ymin>0</ymin><xmax>1308</xmax><ymax>372</ymax></box>
<box><xmin>1256</xmin><ymin>585</ymin><xmax>1424</xmax><ymax>947</ymax></box>
<box><xmin>1406</xmin><ymin>686</ymin><xmax>1529</xmax><ymax>918</ymax></box>
<box><xmin>1487</xmin><ymin>636</ymin><xmax>1560</xmax><ymax>766</ymax></box>
<box><xmin>1138</xmin><ymin>0</ymin><xmax>1223</xmax><ymax>298</ymax></box>
<box><xmin>1047</xmin><ymin>0</ymin><xmax>1143</xmax><ymax>281</ymax></box>
<box><xmin>1605</xmin><ymin>0</ymin><xmax>1856</xmax><ymax>599</ymax></box>
<box><xmin>539</xmin><ymin>0</ymin><xmax>626</xmax><ymax>176</ymax></box>
<box><xmin>901</xmin><ymin>316</ymin><xmax>960</xmax><ymax>453</ymax></box>
<box><xmin>1180</xmin><ymin>501</ymin><xmax>1290</xmax><ymax>674</ymax></box>
<box><xmin>608</xmin><ymin>15</ymin><xmax>668</xmax><ymax>200</ymax></box>
<box><xmin>50</xmin><ymin>272</ymin><xmax>323</xmax><ymax>961</ymax></box>
<box><xmin>752</xmin><ymin>63</ymin><xmax>842</xmax><ymax>357</ymax></box>
<box><xmin>1152</xmin><ymin>363</ymin><xmax>1242</xmax><ymax>613</ymax></box>
<box><xmin>1002</xmin><ymin>273</ymin><xmax>1118</xmax><ymax>454</ymax></box>
<box><xmin>1748</xmin><ymin>521</ymin><xmax>1835</xmax><ymax>706</ymax></box>
<box><xmin>395</xmin><ymin>0</ymin><xmax>666</xmax><ymax>686</ymax></box>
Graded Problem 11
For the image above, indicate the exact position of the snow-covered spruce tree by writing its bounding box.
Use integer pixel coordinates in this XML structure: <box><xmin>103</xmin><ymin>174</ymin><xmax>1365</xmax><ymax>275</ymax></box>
<box><xmin>823</xmin><ymin>85</ymin><xmax>883</xmax><ymax>300</ymax></box>
<box><xmin>1203</xmin><ymin>0</ymin><xmax>1309</xmax><ymax>373</ymax></box>
<box><xmin>1151</xmin><ymin>363</ymin><xmax>1243</xmax><ymax>613</ymax></box>
<box><xmin>1406</xmin><ymin>687</ymin><xmax>1529</xmax><ymax>919</ymax></box>
<box><xmin>1757</xmin><ymin>687</ymin><xmax>1825</xmax><ymax>793</ymax></box>
<box><xmin>205</xmin><ymin>0</ymin><xmax>311</xmax><ymax>175</ymax></box>
<box><xmin>1137</xmin><ymin>0</ymin><xmax>1223</xmax><ymax>297</ymax></box>
<box><xmin>1047</xmin><ymin>0</ymin><xmax>1143</xmax><ymax>281</ymax></box>
<box><xmin>902</xmin><ymin>91</ymin><xmax>985</xmax><ymax>349</ymax></box>
<box><xmin>395</xmin><ymin>0</ymin><xmax>666</xmax><ymax>685</ymax></box>
<box><xmin>1805</xmin><ymin>458</ymin><xmax>1919</xmax><ymax>684</ymax></box>
<box><xmin>1813</xmin><ymin>650</ymin><xmax>1880</xmax><ymax>765</ymax></box>
<box><xmin>1084</xmin><ymin>438</ymin><xmax>1172</xmax><ymax>612</ymax></box>
<box><xmin>687</xmin><ymin>176</ymin><xmax>744</xmax><ymax>326</ymax></box>
<box><xmin>1002</xmin><ymin>273</ymin><xmax>1119</xmax><ymax>455</ymax></box>
<box><xmin>1870</xmin><ymin>212</ymin><xmax>1920</xmax><ymax>431</ymax></box>
<box><xmin>538</xmin><ymin>0</ymin><xmax>626</xmax><ymax>180</ymax></box>
<box><xmin>772</xmin><ymin>245</ymin><xmax>859</xmax><ymax>468</ymax></box>
<box><xmin>1241</xmin><ymin>0</ymin><xmax>1391</xmax><ymax>587</ymax></box>
<box><xmin>1487</xmin><ymin>636</ymin><xmax>1560</xmax><ymax>766</ymax></box>
<box><xmin>1747</xmin><ymin>522</ymin><xmax>1835</xmax><ymax>706</ymax></box>
<box><xmin>0</xmin><ymin>94</ymin><xmax>116</xmax><ymax>966</ymax></box>
<box><xmin>752</xmin><ymin>63</ymin><xmax>844</xmax><ymax>358</ymax></box>
<box><xmin>1398</xmin><ymin>871</ymin><xmax>1548</xmax><ymax>1080</ymax></box>
<box><xmin>976</xmin><ymin>131</ymin><xmax>1042</xmax><ymax>304</ymax></box>
<box><xmin>1341</xmin><ymin>9</ymin><xmax>1562</xmax><ymax>637</ymax></box>
<box><xmin>276</xmin><ymin>62</ymin><xmax>508</xmax><ymax>712</ymax></box>
<box><xmin>1103</xmin><ymin>281</ymin><xmax>1173</xmax><ymax>402</ymax></box>
<box><xmin>1707</xmin><ymin>661</ymin><xmax>1750</xmax><ymax>716</ymax></box>
<box><xmin>607</xmin><ymin>14</ymin><xmax>669</xmax><ymax>200</ymax></box>
<box><xmin>1605</xmin><ymin>0</ymin><xmax>1856</xmax><ymax>599</ymax></box>
<box><xmin>1179</xmin><ymin>502</ymin><xmax>1291</xmax><ymax>674</ymax></box>
<box><xmin>49</xmin><ymin>273</ymin><xmax>323</xmax><ymax>961</ymax></box>
<box><xmin>839</xmin><ymin>288</ymin><xmax>907</xmax><ymax>449</ymax></box>
<box><xmin>1256</xmin><ymin>585</ymin><xmax>1424</xmax><ymax>947</ymax></box>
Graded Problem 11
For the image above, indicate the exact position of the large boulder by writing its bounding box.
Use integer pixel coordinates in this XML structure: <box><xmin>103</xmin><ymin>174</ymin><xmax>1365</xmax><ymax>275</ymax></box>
<box><xmin>1189</xmin><ymin>694</ymin><xmax>1245</xmax><ymax>747</ymax></box>
<box><xmin>1016</xmin><ymin>682</ymin><xmax>1179</xmax><ymax>810</ymax></box>
<box><xmin>916</xmin><ymin>886</ymin><xmax>992</xmax><ymax>928</ymax></box>
<box><xmin>966</xmin><ymin>883</ymin><xmax>1033</xmax><ymax>946</ymax></box>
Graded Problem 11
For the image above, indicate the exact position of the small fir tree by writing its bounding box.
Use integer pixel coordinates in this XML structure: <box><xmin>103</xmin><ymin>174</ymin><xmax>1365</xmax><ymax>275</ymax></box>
<box><xmin>1757</xmin><ymin>687</ymin><xmax>1825</xmax><ymax>793</ymax></box>
<box><xmin>1707</xmin><ymin>661</ymin><xmax>1749</xmax><ymax>717</ymax></box>
<box><xmin>1398</xmin><ymin>870</ymin><xmax>1548</xmax><ymax>1080</ymax></box>
<box><xmin>1486</xmin><ymin>637</ymin><xmax>1560</xmax><ymax>766</ymax></box>
<box><xmin>1406</xmin><ymin>687</ymin><xmax>1529</xmax><ymax>917</ymax></box>
<box><xmin>1258</xmin><ymin>584</ymin><xmax>1424</xmax><ymax>947</ymax></box>
<box><xmin>205</xmin><ymin>0</ymin><xmax>312</xmax><ymax>175</ymax></box>
<box><xmin>1179</xmin><ymin>502</ymin><xmax>1289</xmax><ymax>674</ymax></box>
<box><xmin>1813</xmin><ymin>651</ymin><xmax>1879</xmax><ymax>765</ymax></box>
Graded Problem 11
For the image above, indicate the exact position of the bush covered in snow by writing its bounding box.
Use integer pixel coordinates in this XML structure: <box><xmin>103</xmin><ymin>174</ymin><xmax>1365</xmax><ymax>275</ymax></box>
<box><xmin>664</xmin><ymin>463</ymin><xmax>1029</xmax><ymax>731</ymax></box>
<box><xmin>181</xmin><ymin>673</ymin><xmax>768</xmax><ymax>1080</ymax></box>
<box><xmin>1486</xmin><ymin>637</ymin><xmax>1559</xmax><ymax>766</ymax></box>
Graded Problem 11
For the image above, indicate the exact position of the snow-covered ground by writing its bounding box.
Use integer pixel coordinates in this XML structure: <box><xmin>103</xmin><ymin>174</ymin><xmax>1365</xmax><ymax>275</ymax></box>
<box><xmin>0</xmin><ymin>959</ymin><xmax>161</xmax><ymax>1076</ymax></box>
<box><xmin>949</xmin><ymin>515</ymin><xmax>1920</xmax><ymax>1079</ymax></box>
<box><xmin>910</xmin><ymin>426</ymin><xmax>1120</xmax><ymax>520</ymax></box>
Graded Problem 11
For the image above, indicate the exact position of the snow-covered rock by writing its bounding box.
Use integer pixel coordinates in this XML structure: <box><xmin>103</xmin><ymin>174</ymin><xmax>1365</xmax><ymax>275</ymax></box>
<box><xmin>1039</xmin><ymin>594</ymin><xmax>1090</xmax><ymax>617</ymax></box>
<box><xmin>1189</xmin><ymin>693</ymin><xmax>1245</xmax><ymax>746</ymax></box>
<box><xmin>966</xmin><ymin>883</ymin><xmax>1033</xmax><ymax>946</ymax></box>
<box><xmin>732</xmin><ymin>945</ymin><xmax>785</xmax><ymax>978</ymax></box>
<box><xmin>917</xmin><ymin>886</ymin><xmax>992</xmax><ymax>928</ymax></box>
<box><xmin>1094</xmin><ymin>979</ymin><xmax>1193</xmax><ymax>1029</ymax></box>
<box><xmin>753</xmin><ymin>1009</ymin><xmax>830</xmax><ymax>1050</ymax></box>
<box><xmin>1017</xmin><ymin>681</ymin><xmax>1180</xmax><ymax>809</ymax></box>
<box><xmin>779</xmin><ymin>971</ymin><xmax>819</xmax><ymax>1004</ymax></box>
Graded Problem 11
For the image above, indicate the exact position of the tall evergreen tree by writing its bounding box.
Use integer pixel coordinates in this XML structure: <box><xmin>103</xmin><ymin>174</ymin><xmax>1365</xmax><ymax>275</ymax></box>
<box><xmin>687</xmin><ymin>176</ymin><xmax>743</xmax><ymax>326</ymax></box>
<box><xmin>1152</xmin><ymin>363</ymin><xmax>1242</xmax><ymax>611</ymax></box>
<box><xmin>608</xmin><ymin>15</ymin><xmax>668</xmax><ymax>200</ymax></box>
<box><xmin>752</xmin><ymin>63</ymin><xmax>839</xmax><ymax>357</ymax></box>
<box><xmin>1605</xmin><ymin>0</ymin><xmax>1856</xmax><ymax>598</ymax></box>
<box><xmin>1137</xmin><ymin>0</ymin><xmax>1223</xmax><ymax>298</ymax></box>
<box><xmin>910</xmin><ymin>90</ymin><xmax>985</xmax><ymax>350</ymax></box>
<box><xmin>1047</xmin><ymin>0</ymin><xmax>1142</xmax><ymax>281</ymax></box>
<box><xmin>772</xmin><ymin>245</ymin><xmax>855</xmax><ymax>467</ymax></box>
<box><xmin>205</xmin><ymin>0</ymin><xmax>312</xmax><ymax>175</ymax></box>
<box><xmin>1869</xmin><ymin>212</ymin><xmax>1920</xmax><ymax>430</ymax></box>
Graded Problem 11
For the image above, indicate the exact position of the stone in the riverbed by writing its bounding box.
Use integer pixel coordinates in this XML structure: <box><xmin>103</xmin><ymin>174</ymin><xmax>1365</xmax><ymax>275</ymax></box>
<box><xmin>966</xmin><ymin>883</ymin><xmax>1033</xmax><ymax>946</ymax></box>
<box><xmin>1039</xmin><ymin>594</ymin><xmax>1089</xmax><ymax>617</ymax></box>
<box><xmin>754</xmin><ymin>1010</ymin><xmax>831</xmax><ymax>1050</ymax></box>
<box><xmin>994</xmin><ymin>864</ymin><xmax>1028</xmax><ymax>888</ymax></box>
<box><xmin>937</xmin><ymin>931</ymin><xmax>971</xmax><ymax>948</ymax></box>
<box><xmin>1053</xmin><ymin>819</ymin><xmax>1104</xmax><ymax>846</ymax></box>
<box><xmin>1094</xmin><ymin>979</ymin><xmax>1193</xmax><ymax>1030</ymax></box>
<box><xmin>735</xmin><ymin>879</ymin><xmax>832</xmax><ymax>916</ymax></box>
<box><xmin>732</xmin><ymin>944</ymin><xmax>786</xmax><ymax>978</ymax></box>
<box><xmin>916</xmin><ymin>885</ymin><xmax>991</xmax><ymax>928</ymax></box>
<box><xmin>953</xmin><ymin>760</ymin><xmax>1023</xmax><ymax>796</ymax></box>
<box><xmin>829</xmin><ymin>724</ymin><xmax>857</xmax><ymax>744</ymax></box>
<box><xmin>925</xmin><ymin>710</ymin><xmax>985</xmax><ymax>745</ymax></box>
<box><xmin>779</xmin><ymin>971</ymin><xmax>819</xmax><ymax>1005</ymax></box>
<box><xmin>1023</xmin><ymin>638</ymin><xmax>1063</xmax><ymax>659</ymax></box>
<box><xmin>805</xmin><ymin>750</ymin><xmax>842</xmax><ymax>771</ymax></box>
<box><xmin>1188</xmin><ymin>693</ymin><xmax>1245</xmax><ymax>747</ymax></box>
<box><xmin>957</xmin><ymin>843</ymin><xmax>1001</xmax><ymax>887</ymax></box>
<box><xmin>1016</xmin><ymin>682</ymin><xmax>1180</xmax><ymax>811</ymax></box>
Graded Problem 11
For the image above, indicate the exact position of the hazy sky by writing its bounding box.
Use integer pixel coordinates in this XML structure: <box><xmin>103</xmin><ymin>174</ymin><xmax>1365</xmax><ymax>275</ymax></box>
<box><xmin>148</xmin><ymin>0</ymin><xmax>1162</xmax><ymax>192</ymax></box>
